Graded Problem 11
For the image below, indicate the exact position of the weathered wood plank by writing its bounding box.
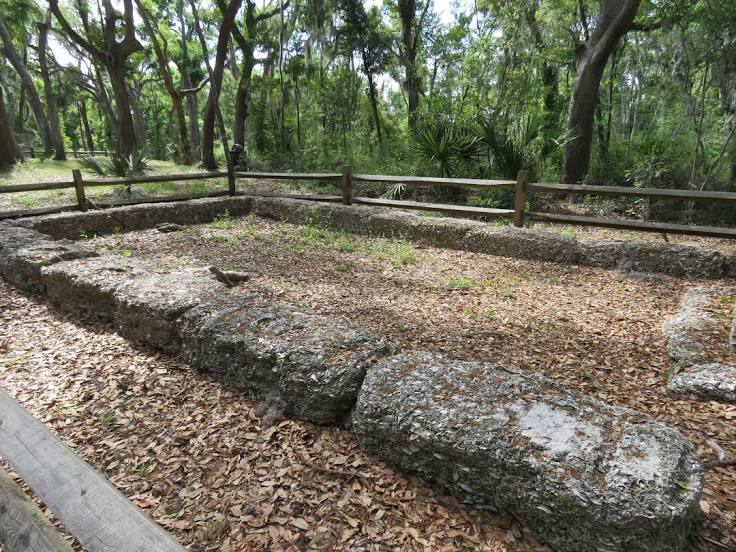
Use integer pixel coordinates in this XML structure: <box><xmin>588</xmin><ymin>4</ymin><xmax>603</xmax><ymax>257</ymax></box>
<box><xmin>0</xmin><ymin>182</ymin><xmax>74</xmax><ymax>194</ymax></box>
<box><xmin>93</xmin><ymin>189</ymin><xmax>231</xmax><ymax>207</ymax></box>
<box><xmin>353</xmin><ymin>196</ymin><xmax>514</xmax><ymax>218</ymax></box>
<box><xmin>242</xmin><ymin>191</ymin><xmax>342</xmax><ymax>202</ymax></box>
<box><xmin>234</xmin><ymin>171</ymin><xmax>342</xmax><ymax>181</ymax></box>
<box><xmin>0</xmin><ymin>204</ymin><xmax>79</xmax><ymax>221</ymax></box>
<box><xmin>526</xmin><ymin>211</ymin><xmax>736</xmax><ymax>239</ymax></box>
<box><xmin>351</xmin><ymin>173</ymin><xmax>516</xmax><ymax>189</ymax></box>
<box><xmin>0</xmin><ymin>391</ymin><xmax>184</xmax><ymax>552</ymax></box>
<box><xmin>0</xmin><ymin>466</ymin><xmax>74</xmax><ymax>552</ymax></box>
<box><xmin>527</xmin><ymin>181</ymin><xmax>736</xmax><ymax>202</ymax></box>
<box><xmin>83</xmin><ymin>171</ymin><xmax>228</xmax><ymax>186</ymax></box>
<box><xmin>513</xmin><ymin>171</ymin><xmax>528</xmax><ymax>227</ymax></box>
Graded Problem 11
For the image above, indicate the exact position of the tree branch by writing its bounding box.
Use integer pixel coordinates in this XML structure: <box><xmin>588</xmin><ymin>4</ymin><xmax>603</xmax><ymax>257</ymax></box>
<box><xmin>47</xmin><ymin>0</ymin><xmax>106</xmax><ymax>61</ymax></box>
<box><xmin>254</xmin><ymin>0</ymin><xmax>289</xmax><ymax>23</ymax></box>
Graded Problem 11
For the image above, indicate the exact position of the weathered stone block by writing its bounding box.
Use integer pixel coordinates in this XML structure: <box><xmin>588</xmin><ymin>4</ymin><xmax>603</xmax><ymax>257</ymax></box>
<box><xmin>0</xmin><ymin>223</ymin><xmax>97</xmax><ymax>293</ymax></box>
<box><xmin>354</xmin><ymin>352</ymin><xmax>702</xmax><ymax>552</ymax></box>
<box><xmin>465</xmin><ymin>225</ymin><xmax>581</xmax><ymax>263</ymax></box>
<box><xmin>115</xmin><ymin>267</ymin><xmax>227</xmax><ymax>352</ymax></box>
<box><xmin>41</xmin><ymin>256</ymin><xmax>150</xmax><ymax>320</ymax></box>
<box><xmin>662</xmin><ymin>287</ymin><xmax>715</xmax><ymax>366</ymax></box>
<box><xmin>179</xmin><ymin>295</ymin><xmax>391</xmax><ymax>425</ymax></box>
<box><xmin>581</xmin><ymin>240</ymin><xmax>729</xmax><ymax>279</ymax></box>
<box><xmin>669</xmin><ymin>363</ymin><xmax>736</xmax><ymax>403</ymax></box>
<box><xmin>19</xmin><ymin>197</ymin><xmax>254</xmax><ymax>239</ymax></box>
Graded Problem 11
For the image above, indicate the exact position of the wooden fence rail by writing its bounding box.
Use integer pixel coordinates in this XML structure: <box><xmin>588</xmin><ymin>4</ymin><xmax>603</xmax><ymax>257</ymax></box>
<box><xmin>1</xmin><ymin>166</ymin><xmax>735</xmax><ymax>238</ymax></box>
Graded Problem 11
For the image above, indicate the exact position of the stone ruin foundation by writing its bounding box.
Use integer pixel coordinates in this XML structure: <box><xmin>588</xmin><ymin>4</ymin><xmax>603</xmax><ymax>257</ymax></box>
<box><xmin>0</xmin><ymin>196</ymin><xmax>719</xmax><ymax>551</ymax></box>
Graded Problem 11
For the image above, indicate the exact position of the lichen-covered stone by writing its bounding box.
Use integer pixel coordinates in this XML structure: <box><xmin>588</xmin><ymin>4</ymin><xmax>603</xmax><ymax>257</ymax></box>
<box><xmin>115</xmin><ymin>267</ymin><xmax>228</xmax><ymax>352</ymax></box>
<box><xmin>179</xmin><ymin>295</ymin><xmax>391</xmax><ymax>425</ymax></box>
<box><xmin>662</xmin><ymin>287</ymin><xmax>715</xmax><ymax>366</ymax></box>
<box><xmin>41</xmin><ymin>256</ymin><xmax>151</xmax><ymax>320</ymax></box>
<box><xmin>668</xmin><ymin>363</ymin><xmax>736</xmax><ymax>403</ymax></box>
<box><xmin>41</xmin><ymin>255</ymin><xmax>227</xmax><ymax>350</ymax></box>
<box><xmin>581</xmin><ymin>240</ymin><xmax>729</xmax><ymax>279</ymax></box>
<box><xmin>354</xmin><ymin>352</ymin><xmax>702</xmax><ymax>552</ymax></box>
<box><xmin>18</xmin><ymin>196</ymin><xmax>254</xmax><ymax>239</ymax></box>
<box><xmin>465</xmin><ymin>225</ymin><xmax>581</xmax><ymax>263</ymax></box>
<box><xmin>0</xmin><ymin>223</ymin><xmax>97</xmax><ymax>293</ymax></box>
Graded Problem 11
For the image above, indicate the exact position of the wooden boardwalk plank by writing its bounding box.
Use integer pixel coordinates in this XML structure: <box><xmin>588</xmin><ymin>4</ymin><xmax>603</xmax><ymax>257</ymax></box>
<box><xmin>0</xmin><ymin>466</ymin><xmax>74</xmax><ymax>552</ymax></box>
<box><xmin>0</xmin><ymin>391</ymin><xmax>184</xmax><ymax>552</ymax></box>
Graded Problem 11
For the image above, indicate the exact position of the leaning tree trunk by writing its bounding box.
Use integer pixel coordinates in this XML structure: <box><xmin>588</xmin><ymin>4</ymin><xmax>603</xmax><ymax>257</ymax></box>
<box><xmin>0</xmin><ymin>87</ymin><xmax>18</xmax><ymax>165</ymax></box>
<box><xmin>201</xmin><ymin>0</ymin><xmax>244</xmax><ymax>169</ymax></box>
<box><xmin>561</xmin><ymin>0</ymin><xmax>642</xmax><ymax>184</ymax></box>
<box><xmin>0</xmin><ymin>20</ymin><xmax>53</xmax><ymax>156</ymax></box>
<box><xmin>37</xmin><ymin>18</ymin><xmax>66</xmax><ymax>160</ymax></box>
<box><xmin>562</xmin><ymin>58</ymin><xmax>607</xmax><ymax>184</ymax></box>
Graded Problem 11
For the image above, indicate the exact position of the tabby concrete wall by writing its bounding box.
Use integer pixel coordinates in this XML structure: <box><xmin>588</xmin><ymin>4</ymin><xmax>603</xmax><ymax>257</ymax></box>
<box><xmin>0</xmin><ymin>217</ymin><xmax>706</xmax><ymax>552</ymax></box>
<box><xmin>14</xmin><ymin>196</ymin><xmax>735</xmax><ymax>279</ymax></box>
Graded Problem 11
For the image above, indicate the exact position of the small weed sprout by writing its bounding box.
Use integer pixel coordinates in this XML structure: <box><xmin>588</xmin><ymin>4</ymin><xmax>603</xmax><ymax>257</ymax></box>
<box><xmin>464</xmin><ymin>308</ymin><xmax>478</xmax><ymax>320</ymax></box>
<box><xmin>482</xmin><ymin>307</ymin><xmax>496</xmax><ymax>319</ymax></box>
<box><xmin>211</xmin><ymin>210</ymin><xmax>235</xmax><ymax>230</ymax></box>
<box><xmin>336</xmin><ymin>232</ymin><xmax>355</xmax><ymax>252</ymax></box>
<box><xmin>101</xmin><ymin>411</ymin><xmax>116</xmax><ymax>424</ymax></box>
<box><xmin>445</xmin><ymin>276</ymin><xmax>473</xmax><ymax>290</ymax></box>
<box><xmin>135</xmin><ymin>463</ymin><xmax>149</xmax><ymax>477</ymax></box>
<box><xmin>121</xmin><ymin>249</ymin><xmax>133</xmax><ymax>257</ymax></box>
<box><xmin>500</xmin><ymin>284</ymin><xmax>515</xmax><ymax>298</ymax></box>
<box><xmin>559</xmin><ymin>226</ymin><xmax>577</xmax><ymax>240</ymax></box>
<box><xmin>370</xmin><ymin>239</ymin><xmax>417</xmax><ymax>268</ymax></box>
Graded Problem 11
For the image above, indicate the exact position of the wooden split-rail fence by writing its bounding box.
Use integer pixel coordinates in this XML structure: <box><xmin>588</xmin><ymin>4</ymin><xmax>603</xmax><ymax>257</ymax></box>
<box><xmin>1</xmin><ymin>164</ymin><xmax>735</xmax><ymax>239</ymax></box>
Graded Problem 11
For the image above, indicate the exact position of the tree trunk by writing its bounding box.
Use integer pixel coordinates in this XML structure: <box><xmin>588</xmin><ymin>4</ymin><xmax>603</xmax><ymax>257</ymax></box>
<box><xmin>49</xmin><ymin>0</ymin><xmax>142</xmax><ymax>157</ymax></box>
<box><xmin>0</xmin><ymin>87</ymin><xmax>17</xmax><ymax>165</ymax></box>
<box><xmin>136</xmin><ymin>0</ymin><xmax>191</xmax><ymax>163</ymax></box>
<box><xmin>15</xmin><ymin>45</ymin><xmax>26</xmax><ymax>132</ymax></box>
<box><xmin>37</xmin><ymin>18</ymin><xmax>66</xmax><ymax>160</ymax></box>
<box><xmin>176</xmin><ymin>0</ymin><xmax>201</xmax><ymax>159</ymax></box>
<box><xmin>201</xmin><ymin>0</ymin><xmax>244</xmax><ymax>169</ymax></box>
<box><xmin>0</xmin><ymin>20</ymin><xmax>53</xmax><ymax>156</ymax></box>
<box><xmin>562</xmin><ymin>56</ymin><xmax>607</xmax><ymax>183</ymax></box>
<box><xmin>398</xmin><ymin>0</ymin><xmax>422</xmax><ymax>133</ymax></box>
<box><xmin>78</xmin><ymin>99</ymin><xmax>95</xmax><ymax>151</ymax></box>
<box><xmin>128</xmin><ymin>84</ymin><xmax>146</xmax><ymax>152</ymax></box>
<box><xmin>365</xmin><ymin>66</ymin><xmax>382</xmax><ymax>145</ymax></box>
<box><xmin>106</xmin><ymin>63</ymin><xmax>138</xmax><ymax>156</ymax></box>
<box><xmin>561</xmin><ymin>0</ymin><xmax>642</xmax><ymax>184</ymax></box>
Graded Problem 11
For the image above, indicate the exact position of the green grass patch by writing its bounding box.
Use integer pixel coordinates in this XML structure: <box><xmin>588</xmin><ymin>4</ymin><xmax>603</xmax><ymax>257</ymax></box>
<box><xmin>368</xmin><ymin>238</ymin><xmax>417</xmax><ymax>268</ymax></box>
<box><xmin>211</xmin><ymin>210</ymin><xmax>235</xmax><ymax>230</ymax></box>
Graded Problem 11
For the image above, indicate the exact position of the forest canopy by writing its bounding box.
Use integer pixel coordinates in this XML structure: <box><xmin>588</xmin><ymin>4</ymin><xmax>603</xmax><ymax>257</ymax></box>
<box><xmin>0</xmin><ymin>0</ymin><xmax>735</xmax><ymax>192</ymax></box>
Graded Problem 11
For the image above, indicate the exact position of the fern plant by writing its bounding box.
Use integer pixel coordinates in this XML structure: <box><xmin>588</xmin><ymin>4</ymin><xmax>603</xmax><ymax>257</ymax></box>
<box><xmin>79</xmin><ymin>149</ymin><xmax>149</xmax><ymax>197</ymax></box>
<box><xmin>79</xmin><ymin>149</ymin><xmax>149</xmax><ymax>178</ymax></box>
<box><xmin>477</xmin><ymin>113</ymin><xmax>541</xmax><ymax>179</ymax></box>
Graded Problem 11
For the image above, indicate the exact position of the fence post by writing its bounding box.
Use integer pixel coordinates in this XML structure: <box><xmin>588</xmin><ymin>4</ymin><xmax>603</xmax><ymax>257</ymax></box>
<box><xmin>227</xmin><ymin>166</ymin><xmax>236</xmax><ymax>197</ymax></box>
<box><xmin>72</xmin><ymin>169</ymin><xmax>87</xmax><ymax>212</ymax></box>
<box><xmin>513</xmin><ymin>170</ymin><xmax>528</xmax><ymax>227</ymax></box>
<box><xmin>341</xmin><ymin>165</ymin><xmax>353</xmax><ymax>205</ymax></box>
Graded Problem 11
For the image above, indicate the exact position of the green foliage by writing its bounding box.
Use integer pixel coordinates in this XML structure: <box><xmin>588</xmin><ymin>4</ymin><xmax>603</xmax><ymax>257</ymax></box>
<box><xmin>79</xmin><ymin>150</ymin><xmax>150</xmax><ymax>178</ymax></box>
<box><xmin>369</xmin><ymin>238</ymin><xmax>417</xmax><ymax>267</ymax></box>
<box><xmin>210</xmin><ymin>211</ymin><xmax>235</xmax><ymax>230</ymax></box>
